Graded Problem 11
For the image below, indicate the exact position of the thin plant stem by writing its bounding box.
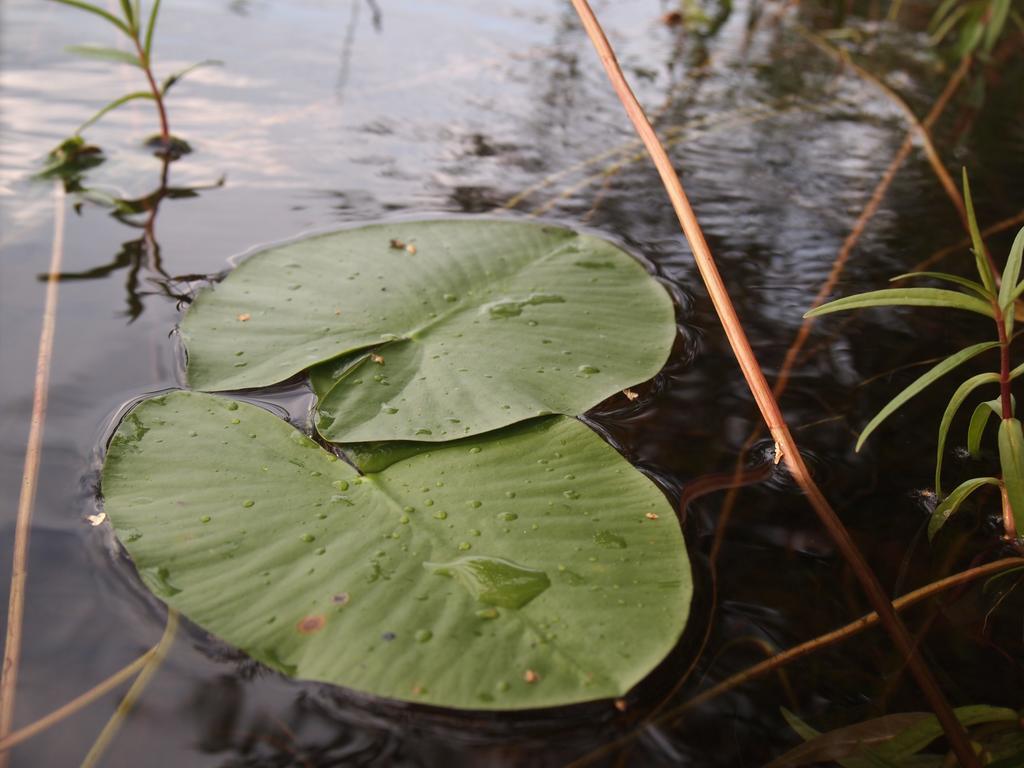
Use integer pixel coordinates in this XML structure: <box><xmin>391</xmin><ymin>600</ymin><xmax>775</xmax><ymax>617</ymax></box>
<box><xmin>0</xmin><ymin>650</ymin><xmax>155</xmax><ymax>753</ymax></box>
<box><xmin>0</xmin><ymin>183</ymin><xmax>66</xmax><ymax>768</ymax></box>
<box><xmin>565</xmin><ymin>556</ymin><xmax>1024</xmax><ymax>768</ymax></box>
<box><xmin>130</xmin><ymin>33</ymin><xmax>170</xmax><ymax>144</ymax></box>
<box><xmin>79</xmin><ymin>610</ymin><xmax>178</xmax><ymax>768</ymax></box>
<box><xmin>567</xmin><ymin>2</ymin><xmax>978</xmax><ymax>765</ymax></box>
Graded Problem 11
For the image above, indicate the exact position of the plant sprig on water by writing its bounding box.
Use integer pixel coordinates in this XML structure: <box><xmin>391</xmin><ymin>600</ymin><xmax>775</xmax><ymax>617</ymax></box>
<box><xmin>806</xmin><ymin>170</ymin><xmax>1024</xmax><ymax>545</ymax></box>
<box><xmin>49</xmin><ymin>0</ymin><xmax>220</xmax><ymax>159</ymax></box>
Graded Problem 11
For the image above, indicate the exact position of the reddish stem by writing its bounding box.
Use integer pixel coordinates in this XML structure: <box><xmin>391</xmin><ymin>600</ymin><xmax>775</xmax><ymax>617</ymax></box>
<box><xmin>995</xmin><ymin>305</ymin><xmax>1012</xmax><ymax>420</ymax></box>
<box><xmin>131</xmin><ymin>35</ymin><xmax>170</xmax><ymax>144</ymax></box>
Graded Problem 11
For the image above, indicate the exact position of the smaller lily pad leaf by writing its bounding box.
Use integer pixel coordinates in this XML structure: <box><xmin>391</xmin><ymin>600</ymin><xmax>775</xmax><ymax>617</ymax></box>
<box><xmin>101</xmin><ymin>391</ymin><xmax>691</xmax><ymax>710</ymax></box>
<box><xmin>180</xmin><ymin>220</ymin><xmax>676</xmax><ymax>442</ymax></box>
<box><xmin>929</xmin><ymin>477</ymin><xmax>1000</xmax><ymax>540</ymax></box>
<box><xmin>998</xmin><ymin>418</ymin><xmax>1024</xmax><ymax>535</ymax></box>
<box><xmin>804</xmin><ymin>288</ymin><xmax>995</xmax><ymax>320</ymax></box>
<box><xmin>855</xmin><ymin>342</ymin><xmax>999</xmax><ymax>451</ymax></box>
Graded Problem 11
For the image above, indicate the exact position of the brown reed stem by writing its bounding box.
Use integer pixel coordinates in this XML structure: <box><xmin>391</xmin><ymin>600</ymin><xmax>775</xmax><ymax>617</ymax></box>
<box><xmin>0</xmin><ymin>650</ymin><xmax>154</xmax><ymax>754</ymax></box>
<box><xmin>79</xmin><ymin>610</ymin><xmax>178</xmax><ymax>768</ymax></box>
<box><xmin>0</xmin><ymin>184</ymin><xmax>66</xmax><ymax>767</ymax></box>
<box><xmin>567</xmin><ymin>2</ymin><xmax>978</xmax><ymax>764</ymax></box>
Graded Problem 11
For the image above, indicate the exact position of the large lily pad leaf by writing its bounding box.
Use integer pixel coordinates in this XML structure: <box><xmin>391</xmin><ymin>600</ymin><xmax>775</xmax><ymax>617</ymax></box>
<box><xmin>179</xmin><ymin>220</ymin><xmax>675</xmax><ymax>442</ymax></box>
<box><xmin>101</xmin><ymin>391</ymin><xmax>691</xmax><ymax>710</ymax></box>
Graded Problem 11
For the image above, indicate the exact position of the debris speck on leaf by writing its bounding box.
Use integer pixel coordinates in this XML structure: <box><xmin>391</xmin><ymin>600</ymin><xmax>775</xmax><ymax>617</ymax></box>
<box><xmin>296</xmin><ymin>614</ymin><xmax>326</xmax><ymax>634</ymax></box>
<box><xmin>773</xmin><ymin>441</ymin><xmax>783</xmax><ymax>465</ymax></box>
<box><xmin>389</xmin><ymin>238</ymin><xmax>406</xmax><ymax>249</ymax></box>
<box><xmin>406</xmin><ymin>243</ymin><xmax>417</xmax><ymax>255</ymax></box>
<box><xmin>237</xmin><ymin>313</ymin><xmax>251</xmax><ymax>322</ymax></box>
<box><xmin>614</xmin><ymin>698</ymin><xmax>627</xmax><ymax>712</ymax></box>
<box><xmin>371</xmin><ymin>353</ymin><xmax>384</xmax><ymax>365</ymax></box>
<box><xmin>623</xmin><ymin>388</ymin><xmax>639</xmax><ymax>401</ymax></box>
<box><xmin>523</xmin><ymin>669</ymin><xmax>539</xmax><ymax>684</ymax></box>
<box><xmin>645</xmin><ymin>512</ymin><xmax>659</xmax><ymax>520</ymax></box>
<box><xmin>331</xmin><ymin>592</ymin><xmax>350</xmax><ymax>606</ymax></box>
<box><xmin>87</xmin><ymin>512</ymin><xmax>106</xmax><ymax>526</ymax></box>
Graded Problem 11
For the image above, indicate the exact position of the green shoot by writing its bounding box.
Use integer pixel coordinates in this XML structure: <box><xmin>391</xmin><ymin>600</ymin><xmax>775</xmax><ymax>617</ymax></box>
<box><xmin>805</xmin><ymin>170</ymin><xmax>1024</xmax><ymax>545</ymax></box>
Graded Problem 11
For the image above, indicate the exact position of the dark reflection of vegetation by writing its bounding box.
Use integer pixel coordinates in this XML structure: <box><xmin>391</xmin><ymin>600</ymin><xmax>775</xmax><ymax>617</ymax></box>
<box><xmin>39</xmin><ymin>152</ymin><xmax>224</xmax><ymax>321</ymax></box>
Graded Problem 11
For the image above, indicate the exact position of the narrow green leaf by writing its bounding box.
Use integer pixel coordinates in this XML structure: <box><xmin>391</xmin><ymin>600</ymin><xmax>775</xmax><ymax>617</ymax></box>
<box><xmin>65</xmin><ymin>44</ymin><xmax>140</xmax><ymax>67</ymax></box>
<box><xmin>962</xmin><ymin>168</ymin><xmax>998</xmax><ymax>293</ymax></box>
<box><xmin>804</xmin><ymin>288</ymin><xmax>994</xmax><ymax>320</ymax></box>
<box><xmin>49</xmin><ymin>0</ymin><xmax>132</xmax><ymax>35</ymax></box>
<box><xmin>930</xmin><ymin>2</ymin><xmax>970</xmax><ymax>44</ymax></box>
<box><xmin>935</xmin><ymin>372</ymin><xmax>999</xmax><ymax>495</ymax></box>
<box><xmin>957</xmin><ymin>13</ymin><xmax>986</xmax><ymax>57</ymax></box>
<box><xmin>967</xmin><ymin>396</ymin><xmax>1005</xmax><ymax>458</ymax></box>
<box><xmin>143</xmin><ymin>0</ymin><xmax>161</xmax><ymax>61</ymax></box>
<box><xmin>876</xmin><ymin>704</ymin><xmax>1017</xmax><ymax>759</ymax></box>
<box><xmin>999</xmin><ymin>226</ymin><xmax>1024</xmax><ymax>311</ymax></box>
<box><xmin>855</xmin><ymin>342</ymin><xmax>1000</xmax><ymax>451</ymax></box>
<box><xmin>77</xmin><ymin>90</ymin><xmax>155</xmax><ymax>133</ymax></box>
<box><xmin>997</xmin><ymin>418</ymin><xmax>1024</xmax><ymax>536</ymax></box>
<box><xmin>890</xmin><ymin>271</ymin><xmax>992</xmax><ymax>299</ymax></box>
<box><xmin>1008</xmin><ymin>277</ymin><xmax>1024</xmax><ymax>305</ymax></box>
<box><xmin>118</xmin><ymin>0</ymin><xmax>135</xmax><ymax>30</ymax></box>
<box><xmin>930</xmin><ymin>477</ymin><xmax>1000</xmax><ymax>540</ymax></box>
<box><xmin>1011</xmin><ymin>360</ymin><xmax>1024</xmax><ymax>380</ymax></box>
<box><xmin>984</xmin><ymin>0</ymin><xmax>1012</xmax><ymax>53</ymax></box>
<box><xmin>772</xmin><ymin>709</ymin><xmax>927</xmax><ymax>768</ymax></box>
<box><xmin>928</xmin><ymin>0</ymin><xmax>961</xmax><ymax>32</ymax></box>
<box><xmin>160</xmin><ymin>59</ymin><xmax>222</xmax><ymax>95</ymax></box>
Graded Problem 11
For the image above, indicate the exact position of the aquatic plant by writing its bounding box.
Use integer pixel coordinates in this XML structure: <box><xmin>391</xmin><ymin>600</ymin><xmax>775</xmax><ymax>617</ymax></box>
<box><xmin>49</xmin><ymin>0</ymin><xmax>217</xmax><ymax>156</ymax></box>
<box><xmin>806</xmin><ymin>170</ymin><xmax>1024</xmax><ymax>544</ymax></box>
<box><xmin>928</xmin><ymin>0</ymin><xmax>1021</xmax><ymax>61</ymax></box>
<box><xmin>773</xmin><ymin>705</ymin><xmax>1023</xmax><ymax>767</ymax></box>
<box><xmin>99</xmin><ymin>220</ymin><xmax>692</xmax><ymax>709</ymax></box>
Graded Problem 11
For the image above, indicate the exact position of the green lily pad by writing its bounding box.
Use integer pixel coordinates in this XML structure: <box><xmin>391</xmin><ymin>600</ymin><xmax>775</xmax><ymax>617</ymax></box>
<box><xmin>179</xmin><ymin>220</ymin><xmax>675</xmax><ymax>442</ymax></box>
<box><xmin>101</xmin><ymin>391</ymin><xmax>691</xmax><ymax>710</ymax></box>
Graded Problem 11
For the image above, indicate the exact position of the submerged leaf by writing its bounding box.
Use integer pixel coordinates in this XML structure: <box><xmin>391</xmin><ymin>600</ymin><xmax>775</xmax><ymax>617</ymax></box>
<box><xmin>101</xmin><ymin>391</ymin><xmax>691</xmax><ymax>710</ymax></box>
<box><xmin>771</xmin><ymin>709</ymin><xmax>927</xmax><ymax>767</ymax></box>
<box><xmin>180</xmin><ymin>221</ymin><xmax>675</xmax><ymax>442</ymax></box>
<box><xmin>774</xmin><ymin>706</ymin><xmax>1016</xmax><ymax>767</ymax></box>
<box><xmin>855</xmin><ymin>342</ymin><xmax>999</xmax><ymax>451</ymax></box>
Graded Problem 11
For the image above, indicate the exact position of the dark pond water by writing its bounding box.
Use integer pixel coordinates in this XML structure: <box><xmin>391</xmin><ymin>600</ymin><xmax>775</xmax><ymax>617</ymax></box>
<box><xmin>2</xmin><ymin>0</ymin><xmax>1023</xmax><ymax>765</ymax></box>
